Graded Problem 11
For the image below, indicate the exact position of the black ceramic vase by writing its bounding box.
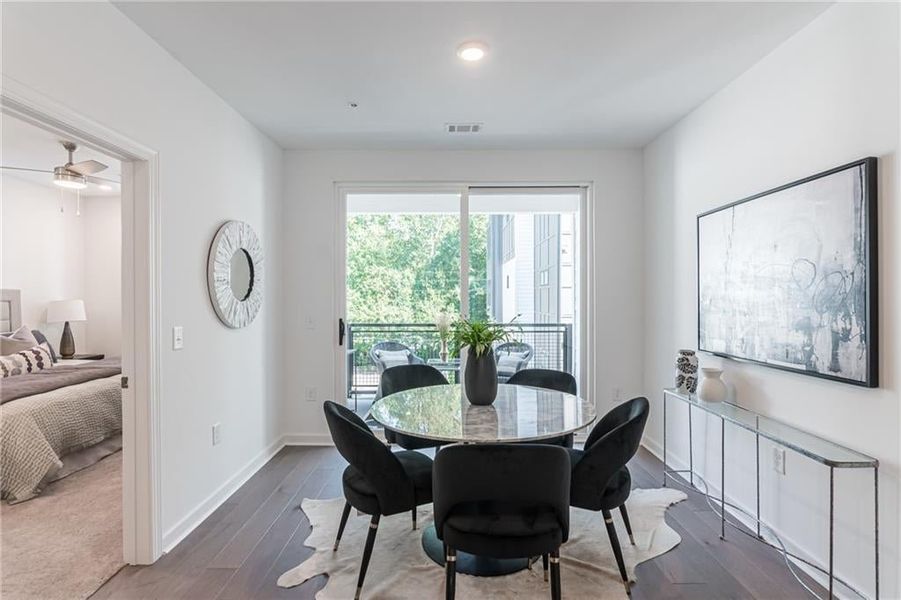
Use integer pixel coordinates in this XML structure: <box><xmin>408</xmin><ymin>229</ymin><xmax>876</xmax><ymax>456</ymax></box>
<box><xmin>464</xmin><ymin>347</ymin><xmax>498</xmax><ymax>406</ymax></box>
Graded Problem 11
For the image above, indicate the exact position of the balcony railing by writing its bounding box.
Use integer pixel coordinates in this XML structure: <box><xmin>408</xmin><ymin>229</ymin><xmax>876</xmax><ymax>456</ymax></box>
<box><xmin>347</xmin><ymin>322</ymin><xmax>573</xmax><ymax>396</ymax></box>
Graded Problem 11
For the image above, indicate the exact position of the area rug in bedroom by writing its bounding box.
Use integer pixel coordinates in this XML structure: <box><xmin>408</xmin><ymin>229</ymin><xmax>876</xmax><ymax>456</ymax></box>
<box><xmin>1</xmin><ymin>452</ymin><xmax>124</xmax><ymax>600</ymax></box>
<box><xmin>278</xmin><ymin>487</ymin><xmax>686</xmax><ymax>599</ymax></box>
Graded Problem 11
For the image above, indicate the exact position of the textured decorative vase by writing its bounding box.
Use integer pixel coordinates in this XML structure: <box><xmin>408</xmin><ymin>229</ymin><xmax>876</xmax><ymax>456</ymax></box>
<box><xmin>439</xmin><ymin>339</ymin><xmax>449</xmax><ymax>363</ymax></box>
<box><xmin>675</xmin><ymin>349</ymin><xmax>699</xmax><ymax>395</ymax></box>
<box><xmin>698</xmin><ymin>368</ymin><xmax>728</xmax><ymax>403</ymax></box>
<box><xmin>464</xmin><ymin>347</ymin><xmax>498</xmax><ymax>406</ymax></box>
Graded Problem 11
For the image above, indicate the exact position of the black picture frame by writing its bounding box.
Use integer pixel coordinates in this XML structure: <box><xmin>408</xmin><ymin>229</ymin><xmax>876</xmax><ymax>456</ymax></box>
<box><xmin>696</xmin><ymin>157</ymin><xmax>879</xmax><ymax>388</ymax></box>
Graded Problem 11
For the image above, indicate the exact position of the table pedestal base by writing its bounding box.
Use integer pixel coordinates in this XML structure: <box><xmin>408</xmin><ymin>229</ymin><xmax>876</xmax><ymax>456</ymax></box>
<box><xmin>421</xmin><ymin>524</ymin><xmax>530</xmax><ymax>576</ymax></box>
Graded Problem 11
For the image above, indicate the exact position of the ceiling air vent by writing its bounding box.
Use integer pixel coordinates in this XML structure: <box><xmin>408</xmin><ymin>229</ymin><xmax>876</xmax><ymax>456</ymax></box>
<box><xmin>446</xmin><ymin>122</ymin><xmax>483</xmax><ymax>134</ymax></box>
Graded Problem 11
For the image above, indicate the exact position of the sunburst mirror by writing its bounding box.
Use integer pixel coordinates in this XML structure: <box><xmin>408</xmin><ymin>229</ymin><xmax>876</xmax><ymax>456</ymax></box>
<box><xmin>207</xmin><ymin>220</ymin><xmax>264</xmax><ymax>328</ymax></box>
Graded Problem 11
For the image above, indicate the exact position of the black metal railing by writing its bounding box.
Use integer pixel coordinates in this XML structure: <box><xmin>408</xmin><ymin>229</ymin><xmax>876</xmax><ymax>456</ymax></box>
<box><xmin>347</xmin><ymin>322</ymin><xmax>572</xmax><ymax>396</ymax></box>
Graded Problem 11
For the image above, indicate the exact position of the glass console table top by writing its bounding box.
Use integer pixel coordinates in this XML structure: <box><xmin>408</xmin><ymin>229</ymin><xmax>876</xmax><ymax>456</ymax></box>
<box><xmin>371</xmin><ymin>383</ymin><xmax>596</xmax><ymax>444</ymax></box>
<box><xmin>664</xmin><ymin>388</ymin><xmax>877</xmax><ymax>468</ymax></box>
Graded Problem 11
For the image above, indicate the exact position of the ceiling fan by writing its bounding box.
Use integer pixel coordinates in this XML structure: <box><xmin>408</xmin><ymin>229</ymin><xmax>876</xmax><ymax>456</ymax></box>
<box><xmin>1</xmin><ymin>141</ymin><xmax>117</xmax><ymax>190</ymax></box>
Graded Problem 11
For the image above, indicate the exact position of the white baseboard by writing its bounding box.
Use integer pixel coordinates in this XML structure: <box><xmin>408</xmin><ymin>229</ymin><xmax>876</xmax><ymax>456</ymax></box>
<box><xmin>282</xmin><ymin>433</ymin><xmax>334</xmax><ymax>446</ymax></box>
<box><xmin>161</xmin><ymin>436</ymin><xmax>285</xmax><ymax>552</ymax></box>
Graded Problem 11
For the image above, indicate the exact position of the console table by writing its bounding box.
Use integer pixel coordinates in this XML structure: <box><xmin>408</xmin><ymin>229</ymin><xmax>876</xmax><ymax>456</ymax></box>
<box><xmin>662</xmin><ymin>388</ymin><xmax>879</xmax><ymax>600</ymax></box>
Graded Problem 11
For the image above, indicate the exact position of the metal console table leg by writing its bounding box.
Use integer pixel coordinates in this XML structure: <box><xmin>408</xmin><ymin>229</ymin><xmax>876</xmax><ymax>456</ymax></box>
<box><xmin>720</xmin><ymin>417</ymin><xmax>726</xmax><ymax>540</ymax></box>
<box><xmin>662</xmin><ymin>391</ymin><xmax>667</xmax><ymax>487</ymax></box>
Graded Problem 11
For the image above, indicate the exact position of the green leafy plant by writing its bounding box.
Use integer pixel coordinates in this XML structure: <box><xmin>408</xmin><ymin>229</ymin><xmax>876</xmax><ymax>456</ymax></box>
<box><xmin>450</xmin><ymin>317</ymin><xmax>517</xmax><ymax>358</ymax></box>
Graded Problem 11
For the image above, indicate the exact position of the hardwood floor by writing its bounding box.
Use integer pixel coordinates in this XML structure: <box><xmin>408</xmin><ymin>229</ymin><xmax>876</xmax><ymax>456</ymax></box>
<box><xmin>92</xmin><ymin>445</ymin><xmax>821</xmax><ymax>599</ymax></box>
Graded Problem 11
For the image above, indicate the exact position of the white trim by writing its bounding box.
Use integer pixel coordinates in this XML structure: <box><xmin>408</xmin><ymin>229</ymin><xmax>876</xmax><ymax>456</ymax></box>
<box><xmin>579</xmin><ymin>186</ymin><xmax>591</xmax><ymax>400</ymax></box>
<box><xmin>334</xmin><ymin>185</ymin><xmax>348</xmax><ymax>406</ymax></box>
<box><xmin>1</xmin><ymin>75</ymin><xmax>162</xmax><ymax>565</ymax></box>
<box><xmin>459</xmin><ymin>187</ymin><xmax>470</xmax><ymax>316</ymax></box>
<box><xmin>282</xmin><ymin>433</ymin><xmax>336</xmax><ymax>446</ymax></box>
<box><xmin>161</xmin><ymin>437</ymin><xmax>285</xmax><ymax>551</ymax></box>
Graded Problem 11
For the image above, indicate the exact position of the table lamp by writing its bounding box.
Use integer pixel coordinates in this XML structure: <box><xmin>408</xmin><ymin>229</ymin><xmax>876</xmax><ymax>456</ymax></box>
<box><xmin>47</xmin><ymin>299</ymin><xmax>87</xmax><ymax>359</ymax></box>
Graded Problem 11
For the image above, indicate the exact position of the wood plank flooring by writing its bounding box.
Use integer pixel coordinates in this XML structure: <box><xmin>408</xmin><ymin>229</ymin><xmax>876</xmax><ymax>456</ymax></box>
<box><xmin>92</xmin><ymin>446</ymin><xmax>822</xmax><ymax>599</ymax></box>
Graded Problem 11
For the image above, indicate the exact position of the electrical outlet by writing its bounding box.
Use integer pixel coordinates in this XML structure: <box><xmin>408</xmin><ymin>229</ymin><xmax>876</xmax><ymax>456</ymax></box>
<box><xmin>305</xmin><ymin>387</ymin><xmax>317</xmax><ymax>402</ymax></box>
<box><xmin>772</xmin><ymin>447</ymin><xmax>786</xmax><ymax>475</ymax></box>
<box><xmin>304</xmin><ymin>316</ymin><xmax>315</xmax><ymax>330</ymax></box>
<box><xmin>212</xmin><ymin>423</ymin><xmax>222</xmax><ymax>446</ymax></box>
<box><xmin>172</xmin><ymin>326</ymin><xmax>184</xmax><ymax>350</ymax></box>
<box><xmin>613</xmin><ymin>387</ymin><xmax>623</xmax><ymax>402</ymax></box>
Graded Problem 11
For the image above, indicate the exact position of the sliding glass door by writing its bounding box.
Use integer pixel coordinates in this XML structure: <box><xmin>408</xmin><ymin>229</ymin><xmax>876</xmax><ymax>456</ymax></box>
<box><xmin>339</xmin><ymin>186</ymin><xmax>584</xmax><ymax>413</ymax></box>
<box><xmin>468</xmin><ymin>188</ymin><xmax>581</xmax><ymax>378</ymax></box>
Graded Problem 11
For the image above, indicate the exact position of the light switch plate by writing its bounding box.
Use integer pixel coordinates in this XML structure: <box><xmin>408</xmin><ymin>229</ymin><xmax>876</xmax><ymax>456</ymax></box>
<box><xmin>212</xmin><ymin>422</ymin><xmax>221</xmax><ymax>446</ymax></box>
<box><xmin>173</xmin><ymin>326</ymin><xmax>184</xmax><ymax>350</ymax></box>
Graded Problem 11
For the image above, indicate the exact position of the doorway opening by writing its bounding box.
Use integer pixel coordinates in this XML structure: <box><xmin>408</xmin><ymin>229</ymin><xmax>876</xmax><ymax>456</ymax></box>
<box><xmin>1</xmin><ymin>82</ymin><xmax>162</xmax><ymax>584</ymax></box>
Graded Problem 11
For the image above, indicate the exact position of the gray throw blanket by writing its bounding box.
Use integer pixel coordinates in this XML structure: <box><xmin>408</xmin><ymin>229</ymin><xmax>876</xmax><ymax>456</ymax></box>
<box><xmin>1</xmin><ymin>358</ymin><xmax>121</xmax><ymax>404</ymax></box>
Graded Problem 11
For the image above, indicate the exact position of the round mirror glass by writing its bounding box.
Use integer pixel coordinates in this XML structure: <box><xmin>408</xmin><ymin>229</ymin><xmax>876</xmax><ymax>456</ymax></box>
<box><xmin>229</xmin><ymin>249</ymin><xmax>253</xmax><ymax>300</ymax></box>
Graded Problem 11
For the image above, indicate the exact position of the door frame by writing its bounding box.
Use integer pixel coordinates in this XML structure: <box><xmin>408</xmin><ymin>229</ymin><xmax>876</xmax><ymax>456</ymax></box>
<box><xmin>1</xmin><ymin>77</ymin><xmax>163</xmax><ymax>564</ymax></box>
<box><xmin>333</xmin><ymin>181</ymin><xmax>594</xmax><ymax>413</ymax></box>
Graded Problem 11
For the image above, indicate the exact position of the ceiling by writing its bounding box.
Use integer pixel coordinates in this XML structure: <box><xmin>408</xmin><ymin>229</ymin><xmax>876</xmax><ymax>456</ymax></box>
<box><xmin>117</xmin><ymin>2</ymin><xmax>829</xmax><ymax>150</ymax></box>
<box><xmin>1</xmin><ymin>114</ymin><xmax>121</xmax><ymax>196</ymax></box>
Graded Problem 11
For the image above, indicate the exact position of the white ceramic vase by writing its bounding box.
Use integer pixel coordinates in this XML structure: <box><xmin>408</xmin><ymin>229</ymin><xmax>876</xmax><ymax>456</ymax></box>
<box><xmin>698</xmin><ymin>367</ymin><xmax>728</xmax><ymax>403</ymax></box>
<box><xmin>675</xmin><ymin>349</ymin><xmax>699</xmax><ymax>395</ymax></box>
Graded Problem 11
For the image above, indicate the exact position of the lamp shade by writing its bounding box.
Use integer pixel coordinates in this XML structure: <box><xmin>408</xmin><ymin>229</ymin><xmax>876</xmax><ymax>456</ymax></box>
<box><xmin>47</xmin><ymin>299</ymin><xmax>87</xmax><ymax>323</ymax></box>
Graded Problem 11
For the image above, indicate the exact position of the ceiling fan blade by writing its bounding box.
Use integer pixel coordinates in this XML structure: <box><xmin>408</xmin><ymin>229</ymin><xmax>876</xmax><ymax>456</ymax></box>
<box><xmin>0</xmin><ymin>165</ymin><xmax>55</xmax><ymax>175</ymax></box>
<box><xmin>86</xmin><ymin>175</ymin><xmax>119</xmax><ymax>187</ymax></box>
<box><xmin>69</xmin><ymin>159</ymin><xmax>108</xmax><ymax>175</ymax></box>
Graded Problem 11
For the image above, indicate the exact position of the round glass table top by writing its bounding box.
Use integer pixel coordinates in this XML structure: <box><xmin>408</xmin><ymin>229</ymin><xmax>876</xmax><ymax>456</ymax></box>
<box><xmin>370</xmin><ymin>384</ymin><xmax>597</xmax><ymax>444</ymax></box>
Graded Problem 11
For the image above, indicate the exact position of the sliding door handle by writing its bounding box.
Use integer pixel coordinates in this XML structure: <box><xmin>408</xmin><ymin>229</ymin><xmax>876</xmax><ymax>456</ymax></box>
<box><xmin>338</xmin><ymin>318</ymin><xmax>346</xmax><ymax>346</ymax></box>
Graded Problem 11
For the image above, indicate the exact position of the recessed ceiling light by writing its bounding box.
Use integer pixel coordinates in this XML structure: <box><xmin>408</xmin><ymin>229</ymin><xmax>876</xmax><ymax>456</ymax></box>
<box><xmin>457</xmin><ymin>41</ymin><xmax>487</xmax><ymax>62</ymax></box>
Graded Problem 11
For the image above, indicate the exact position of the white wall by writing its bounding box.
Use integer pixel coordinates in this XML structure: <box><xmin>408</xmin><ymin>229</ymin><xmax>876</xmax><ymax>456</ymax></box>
<box><xmin>642</xmin><ymin>4</ymin><xmax>900</xmax><ymax>597</ymax></box>
<box><xmin>0</xmin><ymin>178</ymin><xmax>121</xmax><ymax>355</ymax></box>
<box><xmin>2</xmin><ymin>2</ymin><xmax>284</xmax><ymax>547</ymax></box>
<box><xmin>82</xmin><ymin>195</ymin><xmax>121</xmax><ymax>357</ymax></box>
<box><xmin>0</xmin><ymin>176</ymin><xmax>87</xmax><ymax>345</ymax></box>
<box><xmin>282</xmin><ymin>149</ymin><xmax>643</xmax><ymax>441</ymax></box>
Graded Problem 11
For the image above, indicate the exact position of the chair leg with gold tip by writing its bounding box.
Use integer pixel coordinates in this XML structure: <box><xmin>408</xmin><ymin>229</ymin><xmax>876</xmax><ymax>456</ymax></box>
<box><xmin>603</xmin><ymin>509</ymin><xmax>630</xmax><ymax>595</ymax></box>
<box><xmin>549</xmin><ymin>550</ymin><xmax>562</xmax><ymax>600</ymax></box>
<box><xmin>334</xmin><ymin>501</ymin><xmax>352</xmax><ymax>551</ymax></box>
<box><xmin>445</xmin><ymin>547</ymin><xmax>457</xmax><ymax>600</ymax></box>
<box><xmin>354</xmin><ymin>515</ymin><xmax>380</xmax><ymax>600</ymax></box>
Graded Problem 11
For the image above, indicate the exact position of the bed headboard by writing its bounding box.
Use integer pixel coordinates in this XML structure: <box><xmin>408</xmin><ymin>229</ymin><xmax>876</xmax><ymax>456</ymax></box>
<box><xmin>1</xmin><ymin>289</ymin><xmax>22</xmax><ymax>332</ymax></box>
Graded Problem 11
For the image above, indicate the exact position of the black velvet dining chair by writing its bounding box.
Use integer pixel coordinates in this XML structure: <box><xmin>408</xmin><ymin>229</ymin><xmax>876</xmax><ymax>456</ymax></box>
<box><xmin>378</xmin><ymin>364</ymin><xmax>448</xmax><ymax>451</ymax></box>
<box><xmin>506</xmin><ymin>368</ymin><xmax>578</xmax><ymax>448</ymax></box>
<box><xmin>323</xmin><ymin>401</ymin><xmax>434</xmax><ymax>600</ymax></box>
<box><xmin>434</xmin><ymin>444</ymin><xmax>570</xmax><ymax>600</ymax></box>
<box><xmin>568</xmin><ymin>396</ymin><xmax>650</xmax><ymax>595</ymax></box>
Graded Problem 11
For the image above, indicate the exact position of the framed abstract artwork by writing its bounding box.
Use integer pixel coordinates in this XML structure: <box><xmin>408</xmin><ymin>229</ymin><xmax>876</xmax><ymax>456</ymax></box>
<box><xmin>697</xmin><ymin>158</ymin><xmax>878</xmax><ymax>387</ymax></box>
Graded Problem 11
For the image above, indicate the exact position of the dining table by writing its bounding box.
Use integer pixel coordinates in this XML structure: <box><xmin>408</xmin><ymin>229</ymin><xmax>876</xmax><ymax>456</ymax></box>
<box><xmin>369</xmin><ymin>382</ymin><xmax>597</xmax><ymax>576</ymax></box>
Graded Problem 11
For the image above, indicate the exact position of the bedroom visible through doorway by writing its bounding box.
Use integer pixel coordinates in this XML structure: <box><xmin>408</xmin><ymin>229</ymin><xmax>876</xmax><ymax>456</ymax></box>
<box><xmin>0</xmin><ymin>112</ymin><xmax>125</xmax><ymax>599</ymax></box>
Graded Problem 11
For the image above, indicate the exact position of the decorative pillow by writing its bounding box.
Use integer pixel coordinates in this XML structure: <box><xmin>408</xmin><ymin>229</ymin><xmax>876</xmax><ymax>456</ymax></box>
<box><xmin>0</xmin><ymin>344</ymin><xmax>54</xmax><ymax>378</ymax></box>
<box><xmin>375</xmin><ymin>349</ymin><xmax>411</xmax><ymax>369</ymax></box>
<box><xmin>0</xmin><ymin>325</ymin><xmax>39</xmax><ymax>355</ymax></box>
<box><xmin>31</xmin><ymin>330</ymin><xmax>58</xmax><ymax>363</ymax></box>
<box><xmin>497</xmin><ymin>351</ymin><xmax>528</xmax><ymax>375</ymax></box>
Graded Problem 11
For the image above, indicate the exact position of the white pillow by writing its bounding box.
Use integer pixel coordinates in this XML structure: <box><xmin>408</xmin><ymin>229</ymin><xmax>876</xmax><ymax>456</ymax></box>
<box><xmin>376</xmin><ymin>349</ymin><xmax>411</xmax><ymax>369</ymax></box>
<box><xmin>0</xmin><ymin>325</ymin><xmax>39</xmax><ymax>355</ymax></box>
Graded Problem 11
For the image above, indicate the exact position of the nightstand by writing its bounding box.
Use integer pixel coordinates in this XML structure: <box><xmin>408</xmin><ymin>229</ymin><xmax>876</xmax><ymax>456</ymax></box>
<box><xmin>58</xmin><ymin>354</ymin><xmax>105</xmax><ymax>366</ymax></box>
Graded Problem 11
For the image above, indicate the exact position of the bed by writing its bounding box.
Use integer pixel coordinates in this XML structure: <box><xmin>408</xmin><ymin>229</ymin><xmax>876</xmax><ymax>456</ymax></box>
<box><xmin>0</xmin><ymin>290</ymin><xmax>122</xmax><ymax>503</ymax></box>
